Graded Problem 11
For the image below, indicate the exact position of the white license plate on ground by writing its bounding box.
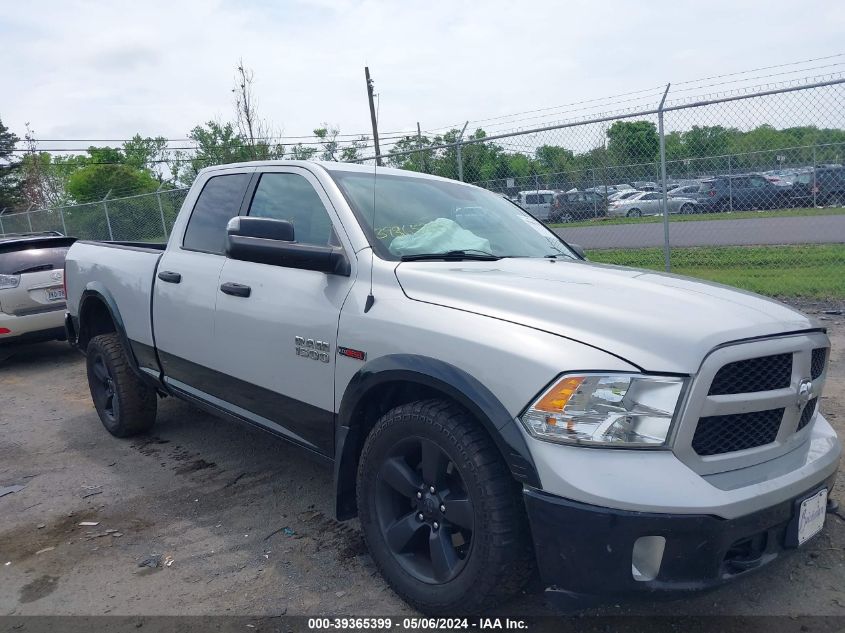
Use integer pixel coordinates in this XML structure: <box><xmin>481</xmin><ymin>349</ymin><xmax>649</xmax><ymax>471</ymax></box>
<box><xmin>47</xmin><ymin>288</ymin><xmax>65</xmax><ymax>301</ymax></box>
<box><xmin>797</xmin><ymin>488</ymin><xmax>827</xmax><ymax>546</ymax></box>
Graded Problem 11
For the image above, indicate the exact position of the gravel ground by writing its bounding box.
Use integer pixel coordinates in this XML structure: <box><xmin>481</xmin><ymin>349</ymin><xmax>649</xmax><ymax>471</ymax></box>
<box><xmin>0</xmin><ymin>301</ymin><xmax>843</xmax><ymax>619</ymax></box>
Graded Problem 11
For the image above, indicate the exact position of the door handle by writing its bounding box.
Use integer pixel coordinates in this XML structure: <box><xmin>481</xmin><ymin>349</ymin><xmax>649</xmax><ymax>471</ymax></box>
<box><xmin>157</xmin><ymin>271</ymin><xmax>182</xmax><ymax>284</ymax></box>
<box><xmin>220</xmin><ymin>282</ymin><xmax>251</xmax><ymax>298</ymax></box>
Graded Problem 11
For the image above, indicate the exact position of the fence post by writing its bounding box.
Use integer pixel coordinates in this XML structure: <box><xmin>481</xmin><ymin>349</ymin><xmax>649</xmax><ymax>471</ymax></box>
<box><xmin>59</xmin><ymin>207</ymin><xmax>68</xmax><ymax>235</ymax></box>
<box><xmin>657</xmin><ymin>83</ymin><xmax>671</xmax><ymax>273</ymax></box>
<box><xmin>0</xmin><ymin>213</ymin><xmax>4</xmax><ymax>236</ymax></box>
<box><xmin>455</xmin><ymin>121</ymin><xmax>469</xmax><ymax>181</ymax></box>
<box><xmin>727</xmin><ymin>154</ymin><xmax>733</xmax><ymax>212</ymax></box>
<box><xmin>156</xmin><ymin>186</ymin><xmax>169</xmax><ymax>239</ymax></box>
<box><xmin>812</xmin><ymin>146</ymin><xmax>818</xmax><ymax>208</ymax></box>
<box><xmin>102</xmin><ymin>190</ymin><xmax>114</xmax><ymax>241</ymax></box>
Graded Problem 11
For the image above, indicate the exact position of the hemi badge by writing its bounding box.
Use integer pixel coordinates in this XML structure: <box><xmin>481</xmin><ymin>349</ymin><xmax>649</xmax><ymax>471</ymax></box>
<box><xmin>338</xmin><ymin>347</ymin><xmax>367</xmax><ymax>361</ymax></box>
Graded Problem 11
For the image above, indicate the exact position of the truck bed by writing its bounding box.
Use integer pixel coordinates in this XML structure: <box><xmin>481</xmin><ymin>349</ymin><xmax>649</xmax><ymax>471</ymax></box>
<box><xmin>64</xmin><ymin>241</ymin><xmax>163</xmax><ymax>349</ymax></box>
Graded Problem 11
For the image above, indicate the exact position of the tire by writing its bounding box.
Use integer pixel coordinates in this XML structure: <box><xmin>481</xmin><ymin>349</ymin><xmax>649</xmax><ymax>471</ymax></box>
<box><xmin>680</xmin><ymin>203</ymin><xmax>694</xmax><ymax>215</ymax></box>
<box><xmin>626</xmin><ymin>208</ymin><xmax>642</xmax><ymax>218</ymax></box>
<box><xmin>829</xmin><ymin>194</ymin><xmax>845</xmax><ymax>207</ymax></box>
<box><xmin>356</xmin><ymin>399</ymin><xmax>534</xmax><ymax>614</ymax></box>
<box><xmin>86</xmin><ymin>333</ymin><xmax>157</xmax><ymax>437</ymax></box>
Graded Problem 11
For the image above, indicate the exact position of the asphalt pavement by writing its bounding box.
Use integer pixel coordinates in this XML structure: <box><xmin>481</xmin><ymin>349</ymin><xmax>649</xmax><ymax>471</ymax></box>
<box><xmin>554</xmin><ymin>213</ymin><xmax>845</xmax><ymax>249</ymax></box>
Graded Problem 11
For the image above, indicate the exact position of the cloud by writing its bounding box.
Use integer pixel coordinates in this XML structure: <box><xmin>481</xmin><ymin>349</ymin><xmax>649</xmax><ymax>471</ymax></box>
<box><xmin>1</xmin><ymin>0</ymin><xmax>843</xmax><ymax>149</ymax></box>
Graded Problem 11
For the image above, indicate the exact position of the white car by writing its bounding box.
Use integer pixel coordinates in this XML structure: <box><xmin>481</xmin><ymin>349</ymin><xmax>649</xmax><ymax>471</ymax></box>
<box><xmin>514</xmin><ymin>190</ymin><xmax>556</xmax><ymax>220</ymax></box>
<box><xmin>0</xmin><ymin>232</ymin><xmax>74</xmax><ymax>345</ymax></box>
<box><xmin>608</xmin><ymin>191</ymin><xmax>699</xmax><ymax>217</ymax></box>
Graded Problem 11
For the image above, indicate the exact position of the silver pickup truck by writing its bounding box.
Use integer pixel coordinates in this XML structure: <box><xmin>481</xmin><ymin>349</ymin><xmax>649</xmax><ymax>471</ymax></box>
<box><xmin>64</xmin><ymin>160</ymin><xmax>840</xmax><ymax>614</ymax></box>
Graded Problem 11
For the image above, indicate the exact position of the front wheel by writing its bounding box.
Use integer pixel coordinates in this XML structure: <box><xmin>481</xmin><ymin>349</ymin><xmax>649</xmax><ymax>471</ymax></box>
<box><xmin>86</xmin><ymin>333</ymin><xmax>157</xmax><ymax>437</ymax></box>
<box><xmin>680</xmin><ymin>203</ymin><xmax>695</xmax><ymax>215</ymax></box>
<box><xmin>356</xmin><ymin>400</ymin><xmax>533</xmax><ymax>614</ymax></box>
<box><xmin>626</xmin><ymin>208</ymin><xmax>642</xmax><ymax>218</ymax></box>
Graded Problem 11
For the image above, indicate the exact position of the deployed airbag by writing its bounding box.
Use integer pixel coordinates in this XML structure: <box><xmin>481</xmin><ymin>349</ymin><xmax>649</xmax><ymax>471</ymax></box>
<box><xmin>388</xmin><ymin>218</ymin><xmax>491</xmax><ymax>256</ymax></box>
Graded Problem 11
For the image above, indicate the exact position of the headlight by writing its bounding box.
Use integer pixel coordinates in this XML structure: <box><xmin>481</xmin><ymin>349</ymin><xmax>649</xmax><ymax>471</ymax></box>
<box><xmin>0</xmin><ymin>274</ymin><xmax>20</xmax><ymax>290</ymax></box>
<box><xmin>520</xmin><ymin>373</ymin><xmax>686</xmax><ymax>448</ymax></box>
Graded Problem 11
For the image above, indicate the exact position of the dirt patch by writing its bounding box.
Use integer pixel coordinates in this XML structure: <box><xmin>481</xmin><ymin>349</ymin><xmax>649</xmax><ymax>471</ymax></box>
<box><xmin>174</xmin><ymin>459</ymin><xmax>217</xmax><ymax>475</ymax></box>
<box><xmin>19</xmin><ymin>575</ymin><xmax>59</xmax><ymax>603</ymax></box>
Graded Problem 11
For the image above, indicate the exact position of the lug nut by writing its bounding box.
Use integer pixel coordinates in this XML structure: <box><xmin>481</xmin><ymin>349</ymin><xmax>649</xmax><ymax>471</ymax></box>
<box><xmin>440</xmin><ymin>504</ymin><xmax>446</xmax><ymax>513</ymax></box>
<box><xmin>417</xmin><ymin>513</ymin><xmax>424</xmax><ymax>521</ymax></box>
<box><xmin>416</xmin><ymin>491</ymin><xmax>422</xmax><ymax>499</ymax></box>
<box><xmin>432</xmin><ymin>522</ymin><xmax>439</xmax><ymax>530</ymax></box>
<box><xmin>429</xmin><ymin>486</ymin><xmax>436</xmax><ymax>494</ymax></box>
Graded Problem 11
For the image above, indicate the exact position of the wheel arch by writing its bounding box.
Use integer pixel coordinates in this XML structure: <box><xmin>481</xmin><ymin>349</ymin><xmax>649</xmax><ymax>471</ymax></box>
<box><xmin>77</xmin><ymin>284</ymin><xmax>139</xmax><ymax>368</ymax></box>
<box><xmin>334</xmin><ymin>354</ymin><xmax>540</xmax><ymax>520</ymax></box>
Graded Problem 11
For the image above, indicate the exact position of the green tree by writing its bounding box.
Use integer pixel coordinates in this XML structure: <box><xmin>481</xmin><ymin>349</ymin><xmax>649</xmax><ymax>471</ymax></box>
<box><xmin>606</xmin><ymin>120</ymin><xmax>659</xmax><ymax>176</ymax></box>
<box><xmin>0</xmin><ymin>117</ymin><xmax>21</xmax><ymax>209</ymax></box>
<box><xmin>66</xmin><ymin>147</ymin><xmax>159</xmax><ymax>203</ymax></box>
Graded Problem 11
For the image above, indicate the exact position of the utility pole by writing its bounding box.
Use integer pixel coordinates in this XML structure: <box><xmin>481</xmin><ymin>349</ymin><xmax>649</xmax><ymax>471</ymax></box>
<box><xmin>456</xmin><ymin>121</ymin><xmax>469</xmax><ymax>182</ymax></box>
<box><xmin>365</xmin><ymin>67</ymin><xmax>382</xmax><ymax>166</ymax></box>
<box><xmin>417</xmin><ymin>122</ymin><xmax>424</xmax><ymax>172</ymax></box>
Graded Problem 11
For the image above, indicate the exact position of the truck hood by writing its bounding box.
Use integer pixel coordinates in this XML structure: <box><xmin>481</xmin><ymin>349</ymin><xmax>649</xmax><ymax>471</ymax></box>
<box><xmin>394</xmin><ymin>259</ymin><xmax>817</xmax><ymax>373</ymax></box>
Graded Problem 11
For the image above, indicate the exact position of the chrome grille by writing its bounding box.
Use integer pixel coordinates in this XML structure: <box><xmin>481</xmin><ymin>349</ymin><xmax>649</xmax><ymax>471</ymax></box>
<box><xmin>708</xmin><ymin>353</ymin><xmax>792</xmax><ymax>395</ymax></box>
<box><xmin>674</xmin><ymin>332</ymin><xmax>830</xmax><ymax>474</ymax></box>
<box><xmin>692</xmin><ymin>408</ymin><xmax>784</xmax><ymax>456</ymax></box>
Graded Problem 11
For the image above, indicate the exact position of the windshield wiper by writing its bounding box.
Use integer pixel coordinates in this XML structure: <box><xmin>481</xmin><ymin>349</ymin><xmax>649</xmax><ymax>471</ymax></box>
<box><xmin>400</xmin><ymin>250</ymin><xmax>501</xmax><ymax>262</ymax></box>
<box><xmin>12</xmin><ymin>263</ymin><xmax>54</xmax><ymax>275</ymax></box>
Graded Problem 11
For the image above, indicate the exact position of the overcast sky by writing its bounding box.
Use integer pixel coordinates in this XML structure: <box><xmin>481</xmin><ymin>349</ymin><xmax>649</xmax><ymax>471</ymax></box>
<box><xmin>3</xmin><ymin>0</ymin><xmax>844</xmax><ymax>153</ymax></box>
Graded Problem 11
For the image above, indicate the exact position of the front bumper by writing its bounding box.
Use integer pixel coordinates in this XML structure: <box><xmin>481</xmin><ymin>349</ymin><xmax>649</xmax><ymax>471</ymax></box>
<box><xmin>524</xmin><ymin>473</ymin><xmax>837</xmax><ymax>604</ymax></box>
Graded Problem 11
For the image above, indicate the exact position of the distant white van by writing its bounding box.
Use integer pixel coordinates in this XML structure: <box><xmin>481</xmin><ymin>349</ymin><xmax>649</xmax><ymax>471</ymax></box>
<box><xmin>514</xmin><ymin>190</ymin><xmax>556</xmax><ymax>221</ymax></box>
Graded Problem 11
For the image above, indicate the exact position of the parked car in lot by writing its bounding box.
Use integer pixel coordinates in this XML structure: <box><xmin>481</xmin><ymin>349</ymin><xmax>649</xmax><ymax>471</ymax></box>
<box><xmin>65</xmin><ymin>161</ymin><xmax>839</xmax><ymax>614</ymax></box>
<box><xmin>630</xmin><ymin>181</ymin><xmax>658</xmax><ymax>191</ymax></box>
<box><xmin>514</xmin><ymin>190</ymin><xmax>556</xmax><ymax>221</ymax></box>
<box><xmin>608</xmin><ymin>189</ymin><xmax>642</xmax><ymax>203</ymax></box>
<box><xmin>668</xmin><ymin>184</ymin><xmax>703</xmax><ymax>198</ymax></box>
<box><xmin>694</xmin><ymin>174</ymin><xmax>793</xmax><ymax>212</ymax></box>
<box><xmin>0</xmin><ymin>232</ymin><xmax>75</xmax><ymax>345</ymax></box>
<box><xmin>548</xmin><ymin>190</ymin><xmax>606</xmax><ymax>222</ymax></box>
<box><xmin>790</xmin><ymin>166</ymin><xmax>845</xmax><ymax>207</ymax></box>
<box><xmin>607</xmin><ymin>191</ymin><xmax>698</xmax><ymax>217</ymax></box>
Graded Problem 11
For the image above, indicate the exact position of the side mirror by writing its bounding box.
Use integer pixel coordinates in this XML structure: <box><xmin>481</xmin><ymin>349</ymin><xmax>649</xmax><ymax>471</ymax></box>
<box><xmin>569</xmin><ymin>243</ymin><xmax>587</xmax><ymax>259</ymax></box>
<box><xmin>225</xmin><ymin>216</ymin><xmax>350</xmax><ymax>276</ymax></box>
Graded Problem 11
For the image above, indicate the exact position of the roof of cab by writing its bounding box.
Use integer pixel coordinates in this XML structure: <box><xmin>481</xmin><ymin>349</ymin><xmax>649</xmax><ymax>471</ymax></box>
<box><xmin>196</xmin><ymin>159</ymin><xmax>476</xmax><ymax>186</ymax></box>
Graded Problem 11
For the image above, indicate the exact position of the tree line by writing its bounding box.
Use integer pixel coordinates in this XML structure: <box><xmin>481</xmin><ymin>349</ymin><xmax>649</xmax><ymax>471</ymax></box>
<box><xmin>2</xmin><ymin>62</ymin><xmax>844</xmax><ymax>212</ymax></box>
<box><xmin>387</xmin><ymin>120</ymin><xmax>845</xmax><ymax>188</ymax></box>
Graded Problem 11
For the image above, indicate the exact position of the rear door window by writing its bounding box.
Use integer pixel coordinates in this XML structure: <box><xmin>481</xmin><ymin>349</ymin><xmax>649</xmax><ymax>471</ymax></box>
<box><xmin>182</xmin><ymin>173</ymin><xmax>252</xmax><ymax>254</ymax></box>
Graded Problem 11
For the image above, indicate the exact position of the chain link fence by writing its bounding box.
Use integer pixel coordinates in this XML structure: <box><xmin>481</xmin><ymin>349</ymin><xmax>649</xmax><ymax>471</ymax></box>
<box><xmin>1</xmin><ymin>77</ymin><xmax>843</xmax><ymax>298</ymax></box>
<box><xmin>0</xmin><ymin>188</ymin><xmax>188</xmax><ymax>242</ymax></box>
<box><xmin>374</xmin><ymin>78</ymin><xmax>845</xmax><ymax>298</ymax></box>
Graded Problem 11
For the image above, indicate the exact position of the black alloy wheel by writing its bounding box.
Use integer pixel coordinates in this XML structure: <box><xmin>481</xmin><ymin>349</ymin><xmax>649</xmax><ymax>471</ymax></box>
<box><xmin>375</xmin><ymin>436</ymin><xmax>474</xmax><ymax>584</ymax></box>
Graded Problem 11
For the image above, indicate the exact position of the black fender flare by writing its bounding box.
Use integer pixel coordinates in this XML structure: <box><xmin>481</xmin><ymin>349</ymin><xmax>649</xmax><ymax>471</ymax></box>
<box><xmin>77</xmin><ymin>283</ymin><xmax>140</xmax><ymax>374</ymax></box>
<box><xmin>333</xmin><ymin>354</ymin><xmax>540</xmax><ymax>520</ymax></box>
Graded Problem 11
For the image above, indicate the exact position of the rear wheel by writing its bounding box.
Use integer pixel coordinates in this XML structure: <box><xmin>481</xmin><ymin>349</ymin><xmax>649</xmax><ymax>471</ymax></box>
<box><xmin>626</xmin><ymin>208</ymin><xmax>642</xmax><ymax>218</ymax></box>
<box><xmin>357</xmin><ymin>400</ymin><xmax>533</xmax><ymax>614</ymax></box>
<box><xmin>86</xmin><ymin>333</ymin><xmax>157</xmax><ymax>437</ymax></box>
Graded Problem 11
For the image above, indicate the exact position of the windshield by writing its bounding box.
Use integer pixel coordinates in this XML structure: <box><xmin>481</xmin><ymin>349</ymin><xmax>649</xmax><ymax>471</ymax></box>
<box><xmin>328</xmin><ymin>170</ymin><xmax>576</xmax><ymax>261</ymax></box>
